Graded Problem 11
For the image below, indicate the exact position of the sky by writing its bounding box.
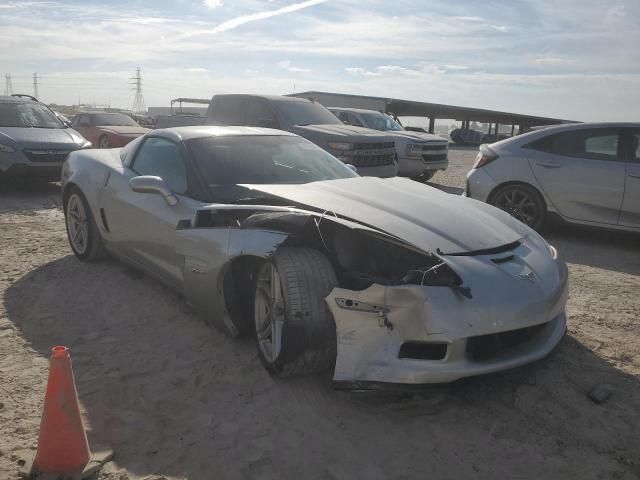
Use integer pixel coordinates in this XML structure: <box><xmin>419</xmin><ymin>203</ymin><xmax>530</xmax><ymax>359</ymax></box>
<box><xmin>0</xmin><ymin>0</ymin><xmax>638</xmax><ymax>122</ymax></box>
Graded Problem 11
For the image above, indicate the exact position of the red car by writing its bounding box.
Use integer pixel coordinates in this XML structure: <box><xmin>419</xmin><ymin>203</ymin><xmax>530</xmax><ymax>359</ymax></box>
<box><xmin>71</xmin><ymin>112</ymin><xmax>150</xmax><ymax>148</ymax></box>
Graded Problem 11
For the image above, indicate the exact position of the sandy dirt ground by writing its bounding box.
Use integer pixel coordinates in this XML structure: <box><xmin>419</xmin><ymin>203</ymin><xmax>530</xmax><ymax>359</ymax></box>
<box><xmin>1</xmin><ymin>148</ymin><xmax>639</xmax><ymax>480</ymax></box>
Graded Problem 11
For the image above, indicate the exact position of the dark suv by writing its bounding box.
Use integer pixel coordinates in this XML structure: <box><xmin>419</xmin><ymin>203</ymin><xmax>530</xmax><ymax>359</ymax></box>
<box><xmin>206</xmin><ymin>94</ymin><xmax>398</xmax><ymax>178</ymax></box>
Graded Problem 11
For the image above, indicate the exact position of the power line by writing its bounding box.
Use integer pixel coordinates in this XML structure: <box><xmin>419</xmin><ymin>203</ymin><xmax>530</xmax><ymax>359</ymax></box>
<box><xmin>130</xmin><ymin>67</ymin><xmax>146</xmax><ymax>113</ymax></box>
<box><xmin>4</xmin><ymin>74</ymin><xmax>13</xmax><ymax>96</ymax></box>
<box><xmin>33</xmin><ymin>72</ymin><xmax>39</xmax><ymax>99</ymax></box>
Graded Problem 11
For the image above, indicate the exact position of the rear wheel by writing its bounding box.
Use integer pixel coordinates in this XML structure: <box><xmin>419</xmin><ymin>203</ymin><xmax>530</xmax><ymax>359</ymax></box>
<box><xmin>490</xmin><ymin>184</ymin><xmax>546</xmax><ymax>231</ymax></box>
<box><xmin>410</xmin><ymin>171</ymin><xmax>435</xmax><ymax>183</ymax></box>
<box><xmin>98</xmin><ymin>135</ymin><xmax>110</xmax><ymax>149</ymax></box>
<box><xmin>254</xmin><ymin>247</ymin><xmax>338</xmax><ymax>377</ymax></box>
<box><xmin>64</xmin><ymin>188</ymin><xmax>108</xmax><ymax>261</ymax></box>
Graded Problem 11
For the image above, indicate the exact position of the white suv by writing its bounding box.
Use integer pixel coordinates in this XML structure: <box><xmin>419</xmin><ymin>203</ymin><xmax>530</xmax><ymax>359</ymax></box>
<box><xmin>330</xmin><ymin>107</ymin><xmax>448</xmax><ymax>181</ymax></box>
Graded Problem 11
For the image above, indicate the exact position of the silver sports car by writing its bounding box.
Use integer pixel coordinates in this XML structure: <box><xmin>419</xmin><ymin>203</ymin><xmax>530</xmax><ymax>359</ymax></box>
<box><xmin>61</xmin><ymin>126</ymin><xmax>568</xmax><ymax>386</ymax></box>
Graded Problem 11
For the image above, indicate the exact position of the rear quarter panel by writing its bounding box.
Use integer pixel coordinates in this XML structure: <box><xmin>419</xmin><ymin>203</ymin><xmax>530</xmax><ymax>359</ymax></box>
<box><xmin>483</xmin><ymin>143</ymin><xmax>556</xmax><ymax>211</ymax></box>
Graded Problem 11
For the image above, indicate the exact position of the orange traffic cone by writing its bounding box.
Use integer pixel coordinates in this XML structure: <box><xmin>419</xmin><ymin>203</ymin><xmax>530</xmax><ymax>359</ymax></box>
<box><xmin>32</xmin><ymin>346</ymin><xmax>90</xmax><ymax>475</ymax></box>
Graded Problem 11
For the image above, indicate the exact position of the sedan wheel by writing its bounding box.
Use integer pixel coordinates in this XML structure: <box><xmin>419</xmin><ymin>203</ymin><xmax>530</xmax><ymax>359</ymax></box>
<box><xmin>98</xmin><ymin>135</ymin><xmax>110</xmax><ymax>149</ymax></box>
<box><xmin>491</xmin><ymin>184</ymin><xmax>546</xmax><ymax>231</ymax></box>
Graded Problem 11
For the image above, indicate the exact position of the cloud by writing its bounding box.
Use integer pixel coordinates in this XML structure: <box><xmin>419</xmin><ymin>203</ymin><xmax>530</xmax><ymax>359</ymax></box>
<box><xmin>278</xmin><ymin>60</ymin><xmax>310</xmax><ymax>73</ymax></box>
<box><xmin>184</xmin><ymin>0</ymin><xmax>330</xmax><ymax>37</ymax></box>
<box><xmin>203</xmin><ymin>0</ymin><xmax>223</xmax><ymax>7</ymax></box>
<box><xmin>187</xmin><ymin>67</ymin><xmax>208</xmax><ymax>72</ymax></box>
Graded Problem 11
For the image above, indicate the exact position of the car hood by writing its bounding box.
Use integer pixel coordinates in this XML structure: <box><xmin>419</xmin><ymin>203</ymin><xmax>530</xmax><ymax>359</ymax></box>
<box><xmin>244</xmin><ymin>177</ymin><xmax>529</xmax><ymax>254</ymax></box>
<box><xmin>292</xmin><ymin>124</ymin><xmax>393</xmax><ymax>140</ymax></box>
<box><xmin>390</xmin><ymin>130</ymin><xmax>447</xmax><ymax>143</ymax></box>
<box><xmin>97</xmin><ymin>125</ymin><xmax>150</xmax><ymax>136</ymax></box>
<box><xmin>0</xmin><ymin>127</ymin><xmax>87</xmax><ymax>148</ymax></box>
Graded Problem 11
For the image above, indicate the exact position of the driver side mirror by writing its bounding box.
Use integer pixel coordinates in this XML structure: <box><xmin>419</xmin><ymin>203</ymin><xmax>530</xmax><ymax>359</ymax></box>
<box><xmin>129</xmin><ymin>175</ymin><xmax>178</xmax><ymax>206</ymax></box>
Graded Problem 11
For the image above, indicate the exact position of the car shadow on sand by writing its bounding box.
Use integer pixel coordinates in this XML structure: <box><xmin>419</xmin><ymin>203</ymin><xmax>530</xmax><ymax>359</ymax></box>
<box><xmin>0</xmin><ymin>179</ymin><xmax>61</xmax><ymax>215</ymax></box>
<box><xmin>4</xmin><ymin>255</ymin><xmax>640</xmax><ymax>479</ymax></box>
<box><xmin>542</xmin><ymin>216</ymin><xmax>640</xmax><ymax>276</ymax></box>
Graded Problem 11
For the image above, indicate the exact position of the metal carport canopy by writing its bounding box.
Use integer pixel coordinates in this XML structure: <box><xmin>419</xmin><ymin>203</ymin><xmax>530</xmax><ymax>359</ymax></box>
<box><xmin>290</xmin><ymin>91</ymin><xmax>573</xmax><ymax>127</ymax></box>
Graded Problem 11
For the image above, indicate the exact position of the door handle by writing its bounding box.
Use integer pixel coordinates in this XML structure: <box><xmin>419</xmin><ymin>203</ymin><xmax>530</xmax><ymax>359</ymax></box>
<box><xmin>536</xmin><ymin>161</ymin><xmax>561</xmax><ymax>169</ymax></box>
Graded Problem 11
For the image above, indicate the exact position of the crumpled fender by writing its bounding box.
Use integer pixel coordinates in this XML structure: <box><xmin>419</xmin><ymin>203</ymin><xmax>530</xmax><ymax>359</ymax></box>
<box><xmin>327</xmin><ymin>284</ymin><xmax>428</xmax><ymax>382</ymax></box>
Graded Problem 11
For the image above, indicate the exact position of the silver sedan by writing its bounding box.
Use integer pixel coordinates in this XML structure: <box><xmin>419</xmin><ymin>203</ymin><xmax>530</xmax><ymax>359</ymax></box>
<box><xmin>466</xmin><ymin>122</ymin><xmax>640</xmax><ymax>232</ymax></box>
<box><xmin>61</xmin><ymin>126</ymin><xmax>568</xmax><ymax>386</ymax></box>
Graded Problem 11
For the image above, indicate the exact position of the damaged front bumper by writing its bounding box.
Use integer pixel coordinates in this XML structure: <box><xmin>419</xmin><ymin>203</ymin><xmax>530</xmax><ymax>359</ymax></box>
<box><xmin>327</xmin><ymin>266</ymin><xmax>568</xmax><ymax>385</ymax></box>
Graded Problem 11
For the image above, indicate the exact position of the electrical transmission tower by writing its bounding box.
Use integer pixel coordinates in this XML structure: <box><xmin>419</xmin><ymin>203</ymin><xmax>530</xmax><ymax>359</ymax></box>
<box><xmin>130</xmin><ymin>67</ymin><xmax>146</xmax><ymax>113</ymax></box>
<box><xmin>33</xmin><ymin>72</ymin><xmax>39</xmax><ymax>99</ymax></box>
<box><xmin>4</xmin><ymin>74</ymin><xmax>13</xmax><ymax>96</ymax></box>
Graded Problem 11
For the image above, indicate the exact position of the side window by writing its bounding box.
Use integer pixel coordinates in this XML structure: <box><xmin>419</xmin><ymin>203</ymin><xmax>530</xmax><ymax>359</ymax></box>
<box><xmin>337</xmin><ymin>111</ymin><xmax>349</xmax><ymax>124</ymax></box>
<box><xmin>245</xmin><ymin>100</ymin><xmax>278</xmax><ymax>128</ymax></box>
<box><xmin>526</xmin><ymin>129</ymin><xmax>622</xmax><ymax>161</ymax></box>
<box><xmin>347</xmin><ymin>113</ymin><xmax>364</xmax><ymax>127</ymax></box>
<box><xmin>131</xmin><ymin>137</ymin><xmax>188</xmax><ymax>194</ymax></box>
<box><xmin>210</xmin><ymin>97</ymin><xmax>246</xmax><ymax>125</ymax></box>
<box><xmin>630</xmin><ymin>130</ymin><xmax>640</xmax><ymax>162</ymax></box>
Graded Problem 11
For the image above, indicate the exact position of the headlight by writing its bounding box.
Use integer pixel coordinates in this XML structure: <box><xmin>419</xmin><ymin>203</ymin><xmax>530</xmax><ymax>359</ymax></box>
<box><xmin>0</xmin><ymin>143</ymin><xmax>16</xmax><ymax>153</ymax></box>
<box><xmin>328</xmin><ymin>142</ymin><xmax>354</xmax><ymax>151</ymax></box>
<box><xmin>79</xmin><ymin>140</ymin><xmax>92</xmax><ymax>149</ymax></box>
<box><xmin>406</xmin><ymin>143</ymin><xmax>423</xmax><ymax>155</ymax></box>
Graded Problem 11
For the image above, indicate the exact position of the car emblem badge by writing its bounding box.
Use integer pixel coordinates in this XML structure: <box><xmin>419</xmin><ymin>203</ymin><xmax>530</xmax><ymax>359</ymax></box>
<box><xmin>518</xmin><ymin>271</ymin><xmax>535</xmax><ymax>281</ymax></box>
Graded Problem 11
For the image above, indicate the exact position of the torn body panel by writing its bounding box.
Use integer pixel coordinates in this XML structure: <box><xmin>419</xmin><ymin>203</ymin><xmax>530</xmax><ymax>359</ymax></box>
<box><xmin>177</xmin><ymin>226</ymin><xmax>289</xmax><ymax>335</ymax></box>
<box><xmin>328</xmin><ymin>241</ymin><xmax>569</xmax><ymax>384</ymax></box>
<box><xmin>175</xmin><ymin>203</ymin><xmax>409</xmax><ymax>337</ymax></box>
<box><xmin>328</xmin><ymin>283</ymin><xmax>567</xmax><ymax>385</ymax></box>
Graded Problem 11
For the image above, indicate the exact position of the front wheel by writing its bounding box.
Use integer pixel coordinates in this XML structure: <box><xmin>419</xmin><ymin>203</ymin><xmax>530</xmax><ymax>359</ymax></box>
<box><xmin>98</xmin><ymin>135</ymin><xmax>110</xmax><ymax>149</ymax></box>
<box><xmin>254</xmin><ymin>248</ymin><xmax>338</xmax><ymax>377</ymax></box>
<box><xmin>490</xmin><ymin>184</ymin><xmax>546</xmax><ymax>231</ymax></box>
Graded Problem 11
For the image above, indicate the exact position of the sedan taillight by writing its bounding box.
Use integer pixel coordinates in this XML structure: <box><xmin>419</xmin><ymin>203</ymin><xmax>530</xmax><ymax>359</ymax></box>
<box><xmin>472</xmin><ymin>145</ymin><xmax>499</xmax><ymax>169</ymax></box>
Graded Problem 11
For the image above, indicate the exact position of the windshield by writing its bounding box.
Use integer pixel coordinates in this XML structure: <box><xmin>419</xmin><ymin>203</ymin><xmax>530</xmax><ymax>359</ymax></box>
<box><xmin>187</xmin><ymin>135</ymin><xmax>357</xmax><ymax>202</ymax></box>
<box><xmin>0</xmin><ymin>102</ymin><xmax>63</xmax><ymax>128</ymax></box>
<box><xmin>361</xmin><ymin>112</ymin><xmax>404</xmax><ymax>131</ymax></box>
<box><xmin>93</xmin><ymin>113</ymin><xmax>139</xmax><ymax>127</ymax></box>
<box><xmin>273</xmin><ymin>100</ymin><xmax>342</xmax><ymax>126</ymax></box>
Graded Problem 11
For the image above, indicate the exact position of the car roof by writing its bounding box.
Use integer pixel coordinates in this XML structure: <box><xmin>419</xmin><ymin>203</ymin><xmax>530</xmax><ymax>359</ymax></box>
<box><xmin>0</xmin><ymin>95</ymin><xmax>38</xmax><ymax>104</ymax></box>
<box><xmin>328</xmin><ymin>107</ymin><xmax>386</xmax><ymax>115</ymax></box>
<box><xmin>152</xmin><ymin>125</ymin><xmax>297</xmax><ymax>141</ymax></box>
<box><xmin>532</xmin><ymin>122</ymin><xmax>640</xmax><ymax>133</ymax></box>
<box><xmin>78</xmin><ymin>111</ymin><xmax>129</xmax><ymax>115</ymax></box>
<box><xmin>213</xmin><ymin>94</ymin><xmax>311</xmax><ymax>104</ymax></box>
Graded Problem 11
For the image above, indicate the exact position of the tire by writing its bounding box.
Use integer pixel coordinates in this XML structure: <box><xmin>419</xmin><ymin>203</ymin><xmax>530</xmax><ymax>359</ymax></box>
<box><xmin>254</xmin><ymin>247</ymin><xmax>338</xmax><ymax>377</ymax></box>
<box><xmin>410</xmin><ymin>171</ymin><xmax>435</xmax><ymax>183</ymax></box>
<box><xmin>98</xmin><ymin>135</ymin><xmax>110</xmax><ymax>149</ymax></box>
<box><xmin>64</xmin><ymin>188</ymin><xmax>109</xmax><ymax>261</ymax></box>
<box><xmin>490</xmin><ymin>183</ymin><xmax>547</xmax><ymax>231</ymax></box>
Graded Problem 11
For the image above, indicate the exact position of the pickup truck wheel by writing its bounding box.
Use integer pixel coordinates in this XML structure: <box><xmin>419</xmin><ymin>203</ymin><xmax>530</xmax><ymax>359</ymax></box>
<box><xmin>410</xmin><ymin>171</ymin><xmax>434</xmax><ymax>183</ymax></box>
<box><xmin>254</xmin><ymin>247</ymin><xmax>338</xmax><ymax>377</ymax></box>
<box><xmin>64</xmin><ymin>188</ymin><xmax>108</xmax><ymax>261</ymax></box>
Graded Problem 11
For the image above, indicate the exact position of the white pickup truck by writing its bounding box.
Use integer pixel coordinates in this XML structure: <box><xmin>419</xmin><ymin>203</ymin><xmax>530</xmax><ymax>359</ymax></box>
<box><xmin>330</xmin><ymin>107</ymin><xmax>448</xmax><ymax>181</ymax></box>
